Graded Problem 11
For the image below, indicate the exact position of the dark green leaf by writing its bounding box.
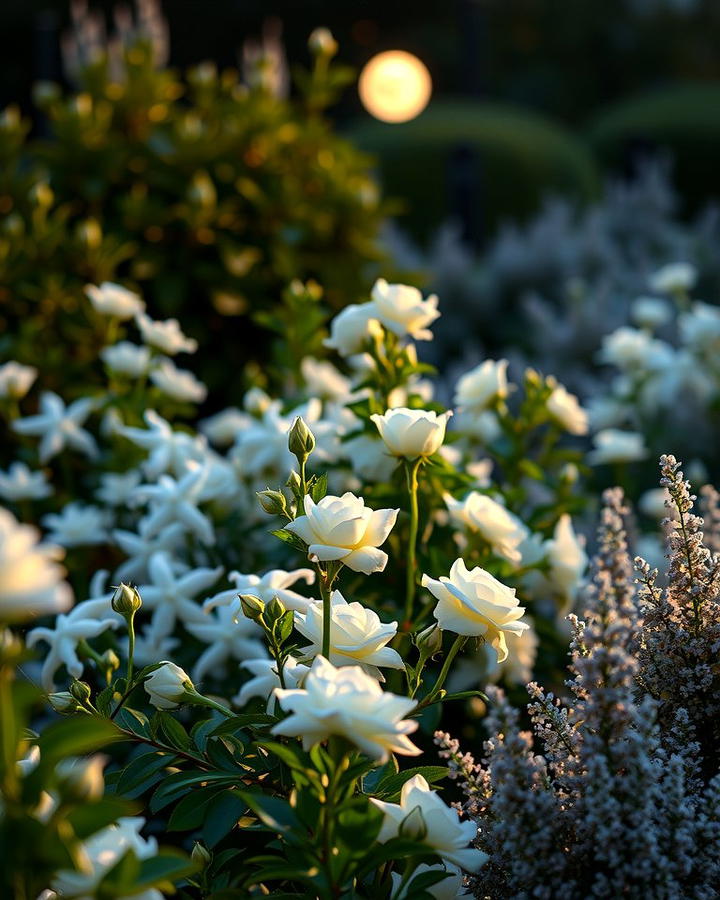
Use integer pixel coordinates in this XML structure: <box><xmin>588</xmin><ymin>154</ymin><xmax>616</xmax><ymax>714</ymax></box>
<box><xmin>202</xmin><ymin>790</ymin><xmax>248</xmax><ymax>847</ymax></box>
<box><xmin>270</xmin><ymin>529</ymin><xmax>308</xmax><ymax>553</ymax></box>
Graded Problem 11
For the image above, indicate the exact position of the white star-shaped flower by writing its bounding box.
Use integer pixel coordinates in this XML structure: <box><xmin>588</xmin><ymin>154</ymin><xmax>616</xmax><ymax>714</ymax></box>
<box><xmin>234</xmin><ymin>656</ymin><xmax>310</xmax><ymax>708</ymax></box>
<box><xmin>186</xmin><ymin>604</ymin><xmax>266</xmax><ymax>683</ymax></box>
<box><xmin>138</xmin><ymin>552</ymin><xmax>223</xmax><ymax>638</ymax></box>
<box><xmin>13</xmin><ymin>392</ymin><xmax>98</xmax><ymax>463</ymax></box>
<box><xmin>131</xmin><ymin>463</ymin><xmax>215</xmax><ymax>544</ymax></box>
<box><xmin>203</xmin><ymin>568</ymin><xmax>316</xmax><ymax>616</ymax></box>
<box><xmin>42</xmin><ymin>503</ymin><xmax>110</xmax><ymax>547</ymax></box>
<box><xmin>0</xmin><ymin>461</ymin><xmax>53</xmax><ymax>501</ymax></box>
<box><xmin>112</xmin><ymin>520</ymin><xmax>186</xmax><ymax>583</ymax></box>
<box><xmin>120</xmin><ymin>410</ymin><xmax>207</xmax><ymax>478</ymax></box>
<box><xmin>26</xmin><ymin>571</ymin><xmax>121</xmax><ymax>689</ymax></box>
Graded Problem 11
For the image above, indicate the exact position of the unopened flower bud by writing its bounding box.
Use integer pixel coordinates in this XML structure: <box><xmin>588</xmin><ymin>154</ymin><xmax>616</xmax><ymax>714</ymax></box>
<box><xmin>102</xmin><ymin>649</ymin><xmax>121</xmax><ymax>672</ymax></box>
<box><xmin>288</xmin><ymin>416</ymin><xmax>316</xmax><ymax>461</ymax></box>
<box><xmin>144</xmin><ymin>662</ymin><xmax>193</xmax><ymax>710</ymax></box>
<box><xmin>265</xmin><ymin>595</ymin><xmax>286</xmax><ymax>623</ymax></box>
<box><xmin>560</xmin><ymin>463</ymin><xmax>579</xmax><ymax>485</ymax></box>
<box><xmin>308</xmin><ymin>27</ymin><xmax>338</xmax><ymax>57</ymax></box>
<box><xmin>76</xmin><ymin>218</ymin><xmax>102</xmax><ymax>249</ymax></box>
<box><xmin>416</xmin><ymin>624</ymin><xmax>442</xmax><ymax>656</ymax></box>
<box><xmin>240</xmin><ymin>594</ymin><xmax>265</xmax><ymax>622</ymax></box>
<box><xmin>30</xmin><ymin>182</ymin><xmax>53</xmax><ymax>208</ymax></box>
<box><xmin>192</xmin><ymin>841</ymin><xmax>212</xmax><ymax>869</ymax></box>
<box><xmin>111</xmin><ymin>583</ymin><xmax>142</xmax><ymax>617</ymax></box>
<box><xmin>286</xmin><ymin>470</ymin><xmax>302</xmax><ymax>494</ymax></box>
<box><xmin>257</xmin><ymin>489</ymin><xmax>288</xmax><ymax>517</ymax></box>
<box><xmin>70</xmin><ymin>680</ymin><xmax>92</xmax><ymax>705</ymax></box>
<box><xmin>48</xmin><ymin>692</ymin><xmax>78</xmax><ymax>714</ymax></box>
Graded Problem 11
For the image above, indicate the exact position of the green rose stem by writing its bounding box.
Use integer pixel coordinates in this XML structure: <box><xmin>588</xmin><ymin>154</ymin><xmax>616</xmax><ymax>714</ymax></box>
<box><xmin>404</xmin><ymin>457</ymin><xmax>422</xmax><ymax>625</ymax></box>
<box><xmin>317</xmin><ymin>561</ymin><xmax>340</xmax><ymax>659</ymax></box>
<box><xmin>125</xmin><ymin>609</ymin><xmax>136</xmax><ymax>687</ymax></box>
<box><xmin>414</xmin><ymin>634</ymin><xmax>468</xmax><ymax>712</ymax></box>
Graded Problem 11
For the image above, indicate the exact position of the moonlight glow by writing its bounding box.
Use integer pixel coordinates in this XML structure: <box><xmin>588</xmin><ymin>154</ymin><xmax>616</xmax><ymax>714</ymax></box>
<box><xmin>358</xmin><ymin>51</ymin><xmax>432</xmax><ymax>123</ymax></box>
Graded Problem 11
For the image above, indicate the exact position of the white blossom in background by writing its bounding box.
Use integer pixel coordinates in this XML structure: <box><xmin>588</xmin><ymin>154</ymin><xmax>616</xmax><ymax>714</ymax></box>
<box><xmin>27</xmin><ymin>571</ymin><xmax>120</xmax><ymax>688</ymax></box>
<box><xmin>631</xmin><ymin>296</ymin><xmax>672</xmax><ymax>330</ymax></box>
<box><xmin>450</xmin><ymin>619</ymin><xmax>539</xmax><ymax>691</ymax></box>
<box><xmin>444</xmin><ymin>492</ymin><xmax>527</xmax><ymax>565</ymax></box>
<box><xmin>390</xmin><ymin>863</ymin><xmax>469</xmax><ymax>900</ymax></box>
<box><xmin>112</xmin><ymin>520</ymin><xmax>186</xmax><ymax>583</ymax></box>
<box><xmin>599</xmin><ymin>327</ymin><xmax>674</xmax><ymax>372</ymax></box>
<box><xmin>300</xmin><ymin>356</ymin><xmax>351</xmax><ymax>401</ymax></box>
<box><xmin>150</xmin><ymin>357</ymin><xmax>207</xmax><ymax>404</ymax></box>
<box><xmin>52</xmin><ymin>817</ymin><xmax>161</xmax><ymax>900</ymax></box>
<box><xmin>343</xmin><ymin>433</ymin><xmax>400</xmax><ymax>482</ymax></box>
<box><xmin>42</xmin><ymin>503</ymin><xmax>109</xmax><ymax>547</ymax></box>
<box><xmin>423</xmin><ymin>559</ymin><xmax>528</xmax><ymax>662</ymax></box>
<box><xmin>199</xmin><ymin>407</ymin><xmax>251</xmax><ymax>447</ymax></box>
<box><xmin>144</xmin><ymin>662</ymin><xmax>193</xmax><ymax>709</ymax></box>
<box><xmin>138</xmin><ymin>551</ymin><xmax>222</xmax><ymax>638</ymax></box>
<box><xmin>286</xmin><ymin>492</ymin><xmax>398</xmax><ymax>575</ymax></box>
<box><xmin>135</xmin><ymin>312</ymin><xmax>198</xmax><ymax>354</ymax></box>
<box><xmin>85</xmin><ymin>282</ymin><xmax>145</xmax><ymax>320</ymax></box>
<box><xmin>454</xmin><ymin>360</ymin><xmax>509</xmax><ymax>413</ymax></box>
<box><xmin>453</xmin><ymin>409</ymin><xmax>502</xmax><ymax>445</ymax></box>
<box><xmin>0</xmin><ymin>461</ymin><xmax>53</xmax><ymax>501</ymax></box>
<box><xmin>0</xmin><ymin>361</ymin><xmax>38</xmax><ymax>399</ymax></box>
<box><xmin>0</xmin><ymin>507</ymin><xmax>72</xmax><ymax>623</ymax></box>
<box><xmin>121</xmin><ymin>409</ymin><xmax>207</xmax><ymax>477</ymax></box>
<box><xmin>546</xmin><ymin>384</ymin><xmax>589</xmax><ymax>435</ymax></box>
<box><xmin>100</xmin><ymin>341</ymin><xmax>152</xmax><ymax>378</ymax></box>
<box><xmin>371</xmin><ymin>774</ymin><xmax>487</xmax><ymax>872</ymax></box>
<box><xmin>132</xmin><ymin>463</ymin><xmax>215</xmax><ymax>543</ymax></box>
<box><xmin>186</xmin><ymin>603</ymin><xmax>266</xmax><ymax>683</ymax></box>
<box><xmin>370</xmin><ymin>278</ymin><xmax>440</xmax><ymax>340</ymax></box>
<box><xmin>639</xmin><ymin>487</ymin><xmax>674</xmax><ymax>520</ymax></box>
<box><xmin>272</xmin><ymin>655</ymin><xmax>421</xmax><ymax>762</ymax></box>
<box><xmin>323</xmin><ymin>302</ymin><xmax>383</xmax><ymax>356</ymax></box>
<box><xmin>545</xmin><ymin>514</ymin><xmax>587</xmax><ymax>606</ymax></box>
<box><xmin>13</xmin><ymin>392</ymin><xmax>98</xmax><ymax>463</ymax></box>
<box><xmin>649</xmin><ymin>261</ymin><xmax>697</xmax><ymax>295</ymax></box>
<box><xmin>371</xmin><ymin>407</ymin><xmax>451</xmax><ymax>459</ymax></box>
<box><xmin>96</xmin><ymin>470</ymin><xmax>142</xmax><ymax>506</ymax></box>
<box><xmin>234</xmin><ymin>656</ymin><xmax>311</xmax><ymax>708</ymax></box>
<box><xmin>204</xmin><ymin>567</ymin><xmax>315</xmax><ymax>616</ymax></box>
<box><xmin>294</xmin><ymin>591</ymin><xmax>403</xmax><ymax>678</ymax></box>
<box><xmin>679</xmin><ymin>301</ymin><xmax>720</xmax><ymax>353</ymax></box>
<box><xmin>587</xmin><ymin>429</ymin><xmax>648</xmax><ymax>465</ymax></box>
<box><xmin>127</xmin><ymin>627</ymin><xmax>179</xmax><ymax>667</ymax></box>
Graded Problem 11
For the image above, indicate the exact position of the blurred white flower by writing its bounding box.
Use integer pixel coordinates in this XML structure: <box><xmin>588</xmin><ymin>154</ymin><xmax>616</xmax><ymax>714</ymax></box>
<box><xmin>371</xmin><ymin>278</ymin><xmax>440</xmax><ymax>341</ymax></box>
<box><xmin>371</xmin><ymin>774</ymin><xmax>487</xmax><ymax>872</ymax></box>
<box><xmin>300</xmin><ymin>357</ymin><xmax>351</xmax><ymax>401</ymax></box>
<box><xmin>295</xmin><ymin>590</ymin><xmax>403</xmax><ymax>678</ymax></box>
<box><xmin>127</xmin><ymin>627</ymin><xmax>179</xmax><ymax>667</ymax></box>
<box><xmin>235</xmin><ymin>656</ymin><xmax>310</xmax><ymax>708</ymax></box>
<box><xmin>587</xmin><ymin>395</ymin><xmax>630</xmax><ymax>431</ymax></box>
<box><xmin>639</xmin><ymin>487</ymin><xmax>674</xmax><ymax>520</ymax></box>
<box><xmin>0</xmin><ymin>507</ymin><xmax>72</xmax><ymax>624</ymax></box>
<box><xmin>343</xmin><ymin>433</ymin><xmax>400</xmax><ymax>482</ymax></box>
<box><xmin>100</xmin><ymin>341</ymin><xmax>152</xmax><ymax>377</ymax></box>
<box><xmin>423</xmin><ymin>559</ymin><xmax>528</xmax><ymax>663</ymax></box>
<box><xmin>150</xmin><ymin>357</ymin><xmax>207</xmax><ymax>404</ymax></box>
<box><xmin>138</xmin><ymin>551</ymin><xmax>222</xmax><ymax>638</ymax></box>
<box><xmin>145</xmin><ymin>661</ymin><xmax>193</xmax><ymax>710</ymax></box>
<box><xmin>286</xmin><ymin>492</ymin><xmax>398</xmax><ymax>574</ymax></box>
<box><xmin>52</xmin><ymin>817</ymin><xmax>160</xmax><ymax>900</ymax></box>
<box><xmin>200</xmin><ymin>407</ymin><xmax>251</xmax><ymax>446</ymax></box>
<box><xmin>453</xmin><ymin>409</ymin><xmax>502</xmax><ymax>444</ymax></box>
<box><xmin>679</xmin><ymin>301</ymin><xmax>720</xmax><ymax>353</ymax></box>
<box><xmin>204</xmin><ymin>567</ymin><xmax>315</xmax><ymax>616</ymax></box>
<box><xmin>599</xmin><ymin>327</ymin><xmax>674</xmax><ymax>372</ymax></box>
<box><xmin>545</xmin><ymin>514</ymin><xmax>587</xmax><ymax>606</ymax></box>
<box><xmin>631</xmin><ymin>296</ymin><xmax>672</xmax><ymax>330</ymax></box>
<box><xmin>42</xmin><ymin>503</ymin><xmax>109</xmax><ymax>547</ymax></box>
<box><xmin>0</xmin><ymin>461</ymin><xmax>52</xmax><ymax>501</ymax></box>
<box><xmin>27</xmin><ymin>571</ymin><xmax>119</xmax><ymax>688</ymax></box>
<box><xmin>0</xmin><ymin>361</ymin><xmax>37</xmax><ymax>399</ymax></box>
<box><xmin>186</xmin><ymin>603</ymin><xmax>266</xmax><ymax>683</ymax></box>
<box><xmin>136</xmin><ymin>312</ymin><xmax>198</xmax><ymax>354</ymax></box>
<box><xmin>649</xmin><ymin>261</ymin><xmax>697</xmax><ymax>294</ymax></box>
<box><xmin>272</xmin><ymin>655</ymin><xmax>420</xmax><ymax>762</ymax></box>
<box><xmin>121</xmin><ymin>409</ymin><xmax>207</xmax><ymax>478</ymax></box>
<box><xmin>323</xmin><ymin>302</ymin><xmax>383</xmax><ymax>356</ymax></box>
<box><xmin>450</xmin><ymin>619</ymin><xmax>538</xmax><ymax>691</ymax></box>
<box><xmin>96</xmin><ymin>470</ymin><xmax>142</xmax><ymax>506</ymax></box>
<box><xmin>454</xmin><ymin>360</ymin><xmax>509</xmax><ymax>413</ymax></box>
<box><xmin>112</xmin><ymin>520</ymin><xmax>186</xmax><ymax>583</ymax></box>
<box><xmin>546</xmin><ymin>384</ymin><xmax>589</xmax><ymax>435</ymax></box>
<box><xmin>371</xmin><ymin>407</ymin><xmax>451</xmax><ymax>459</ymax></box>
<box><xmin>13</xmin><ymin>392</ymin><xmax>98</xmax><ymax>463</ymax></box>
<box><xmin>587</xmin><ymin>429</ymin><xmax>648</xmax><ymax>465</ymax></box>
<box><xmin>444</xmin><ymin>492</ymin><xmax>527</xmax><ymax>565</ymax></box>
<box><xmin>85</xmin><ymin>282</ymin><xmax>145</xmax><ymax>320</ymax></box>
<box><xmin>132</xmin><ymin>463</ymin><xmax>215</xmax><ymax>543</ymax></box>
<box><xmin>391</xmin><ymin>863</ymin><xmax>469</xmax><ymax>899</ymax></box>
<box><xmin>634</xmin><ymin>533</ymin><xmax>666</xmax><ymax>573</ymax></box>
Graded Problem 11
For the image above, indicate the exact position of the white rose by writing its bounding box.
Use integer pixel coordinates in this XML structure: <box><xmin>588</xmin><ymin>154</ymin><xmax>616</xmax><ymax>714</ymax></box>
<box><xmin>150</xmin><ymin>358</ymin><xmax>207</xmax><ymax>403</ymax></box>
<box><xmin>144</xmin><ymin>661</ymin><xmax>193</xmax><ymax>709</ymax></box>
<box><xmin>631</xmin><ymin>296</ymin><xmax>672</xmax><ymax>330</ymax></box>
<box><xmin>323</xmin><ymin>303</ymin><xmax>383</xmax><ymax>357</ymax></box>
<box><xmin>546</xmin><ymin>514</ymin><xmax>587</xmax><ymax>604</ymax></box>
<box><xmin>587</xmin><ymin>429</ymin><xmax>648</xmax><ymax>465</ymax></box>
<box><xmin>370</xmin><ymin>278</ymin><xmax>440</xmax><ymax>341</ymax></box>
<box><xmin>85</xmin><ymin>282</ymin><xmax>145</xmax><ymax>320</ymax></box>
<box><xmin>100</xmin><ymin>342</ymin><xmax>152</xmax><ymax>377</ymax></box>
<box><xmin>546</xmin><ymin>385</ymin><xmax>588</xmax><ymax>435</ymax></box>
<box><xmin>136</xmin><ymin>313</ymin><xmax>198</xmax><ymax>355</ymax></box>
<box><xmin>371</xmin><ymin>774</ymin><xmax>488</xmax><ymax>872</ymax></box>
<box><xmin>272</xmin><ymin>655</ymin><xmax>421</xmax><ymax>762</ymax></box>
<box><xmin>679</xmin><ymin>301</ymin><xmax>720</xmax><ymax>352</ymax></box>
<box><xmin>422</xmin><ymin>559</ymin><xmax>528</xmax><ymax>663</ymax></box>
<box><xmin>0</xmin><ymin>361</ymin><xmax>37</xmax><ymax>399</ymax></box>
<box><xmin>454</xmin><ymin>360</ymin><xmax>509</xmax><ymax>412</ymax></box>
<box><xmin>295</xmin><ymin>590</ymin><xmax>403</xmax><ymax>678</ymax></box>
<box><xmin>285</xmin><ymin>492</ymin><xmax>398</xmax><ymax>575</ymax></box>
<box><xmin>371</xmin><ymin>407</ymin><xmax>452</xmax><ymax>459</ymax></box>
<box><xmin>0</xmin><ymin>508</ymin><xmax>72</xmax><ymax>623</ymax></box>
<box><xmin>599</xmin><ymin>327</ymin><xmax>673</xmax><ymax>371</ymax></box>
<box><xmin>649</xmin><ymin>261</ymin><xmax>697</xmax><ymax>294</ymax></box>
<box><xmin>444</xmin><ymin>492</ymin><xmax>527</xmax><ymax>565</ymax></box>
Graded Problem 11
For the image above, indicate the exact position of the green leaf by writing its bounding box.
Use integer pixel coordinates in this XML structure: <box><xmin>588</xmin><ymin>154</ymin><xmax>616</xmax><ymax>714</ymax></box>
<box><xmin>150</xmin><ymin>771</ymin><xmax>236</xmax><ymax>813</ymax></box>
<box><xmin>205</xmin><ymin>735</ymin><xmax>243</xmax><ymax>771</ymax></box>
<box><xmin>36</xmin><ymin>715</ymin><xmax>121</xmax><ymax>763</ymax></box>
<box><xmin>135</xmin><ymin>851</ymin><xmax>197</xmax><ymax>889</ymax></box>
<box><xmin>362</xmin><ymin>755</ymin><xmax>399</xmax><ymax>793</ymax></box>
<box><xmin>115</xmin><ymin>751</ymin><xmax>178</xmax><ymax>799</ymax></box>
<box><xmin>202</xmin><ymin>789</ymin><xmax>248</xmax><ymax>848</ymax></box>
<box><xmin>168</xmin><ymin>784</ymin><xmax>227</xmax><ymax>832</ymax></box>
<box><xmin>66</xmin><ymin>796</ymin><xmax>135</xmax><ymax>839</ymax></box>
<box><xmin>239</xmin><ymin>791</ymin><xmax>300</xmax><ymax>835</ymax></box>
<box><xmin>310</xmin><ymin>472</ymin><xmax>328</xmax><ymax>502</ymax></box>
<box><xmin>374</xmin><ymin>766</ymin><xmax>449</xmax><ymax>801</ymax></box>
<box><xmin>270</xmin><ymin>529</ymin><xmax>308</xmax><ymax>553</ymax></box>
<box><xmin>154</xmin><ymin>710</ymin><xmax>192</xmax><ymax>751</ymax></box>
<box><xmin>114</xmin><ymin>707</ymin><xmax>153</xmax><ymax>739</ymax></box>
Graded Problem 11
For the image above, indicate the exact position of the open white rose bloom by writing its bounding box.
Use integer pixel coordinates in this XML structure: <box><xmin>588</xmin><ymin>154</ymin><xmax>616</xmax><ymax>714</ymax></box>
<box><xmin>444</xmin><ymin>492</ymin><xmax>527</xmax><ymax>565</ymax></box>
<box><xmin>371</xmin><ymin>407</ymin><xmax>452</xmax><ymax>459</ymax></box>
<box><xmin>423</xmin><ymin>559</ymin><xmax>529</xmax><ymax>662</ymax></box>
<box><xmin>285</xmin><ymin>492</ymin><xmax>398</xmax><ymax>574</ymax></box>
<box><xmin>272</xmin><ymin>656</ymin><xmax>421</xmax><ymax>762</ymax></box>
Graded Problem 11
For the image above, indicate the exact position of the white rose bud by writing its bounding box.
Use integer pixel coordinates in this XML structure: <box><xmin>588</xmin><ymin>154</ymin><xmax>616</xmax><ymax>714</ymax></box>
<box><xmin>308</xmin><ymin>27</ymin><xmax>338</xmax><ymax>57</ymax></box>
<box><xmin>85</xmin><ymin>282</ymin><xmax>145</xmax><ymax>320</ymax></box>
<box><xmin>546</xmin><ymin>385</ymin><xmax>589</xmax><ymax>436</ymax></box>
<box><xmin>144</xmin><ymin>661</ymin><xmax>194</xmax><ymax>710</ymax></box>
<box><xmin>371</xmin><ymin>408</ymin><xmax>452</xmax><ymax>459</ymax></box>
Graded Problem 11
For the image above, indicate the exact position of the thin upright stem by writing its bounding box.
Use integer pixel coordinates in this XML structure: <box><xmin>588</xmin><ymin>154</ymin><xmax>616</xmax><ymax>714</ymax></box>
<box><xmin>404</xmin><ymin>458</ymin><xmax>422</xmax><ymax>625</ymax></box>
<box><xmin>319</xmin><ymin>569</ymin><xmax>333</xmax><ymax>659</ymax></box>
<box><xmin>126</xmin><ymin>610</ymin><xmax>136</xmax><ymax>687</ymax></box>
<box><xmin>414</xmin><ymin>634</ymin><xmax>468</xmax><ymax>712</ymax></box>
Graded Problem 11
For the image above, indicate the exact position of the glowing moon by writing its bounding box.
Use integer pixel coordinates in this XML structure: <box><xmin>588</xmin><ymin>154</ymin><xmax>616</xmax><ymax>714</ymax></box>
<box><xmin>358</xmin><ymin>51</ymin><xmax>432</xmax><ymax>123</ymax></box>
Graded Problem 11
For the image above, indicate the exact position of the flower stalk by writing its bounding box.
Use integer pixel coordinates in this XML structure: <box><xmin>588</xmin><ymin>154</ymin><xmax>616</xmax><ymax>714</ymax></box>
<box><xmin>404</xmin><ymin>458</ymin><xmax>422</xmax><ymax>625</ymax></box>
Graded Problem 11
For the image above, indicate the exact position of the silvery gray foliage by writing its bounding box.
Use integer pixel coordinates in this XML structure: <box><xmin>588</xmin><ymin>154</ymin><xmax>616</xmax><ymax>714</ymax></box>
<box><xmin>437</xmin><ymin>470</ymin><xmax>720</xmax><ymax>899</ymax></box>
